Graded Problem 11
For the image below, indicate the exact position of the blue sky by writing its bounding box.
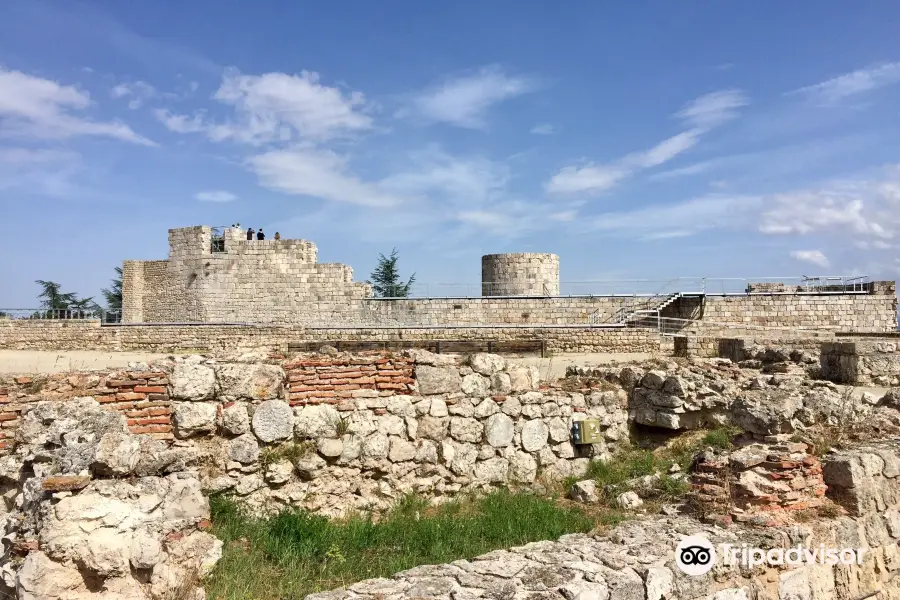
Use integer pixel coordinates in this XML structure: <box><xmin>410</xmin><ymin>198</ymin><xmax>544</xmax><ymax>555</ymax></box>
<box><xmin>2</xmin><ymin>1</ymin><xmax>900</xmax><ymax>306</ymax></box>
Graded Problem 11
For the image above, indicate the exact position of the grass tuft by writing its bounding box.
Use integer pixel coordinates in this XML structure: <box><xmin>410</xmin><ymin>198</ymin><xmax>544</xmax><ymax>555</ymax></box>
<box><xmin>700</xmin><ymin>425</ymin><xmax>740</xmax><ymax>450</ymax></box>
<box><xmin>571</xmin><ymin>425</ymin><xmax>739</xmax><ymax>506</ymax></box>
<box><xmin>206</xmin><ymin>490</ymin><xmax>593</xmax><ymax>599</ymax></box>
<box><xmin>259</xmin><ymin>441</ymin><xmax>315</xmax><ymax>470</ymax></box>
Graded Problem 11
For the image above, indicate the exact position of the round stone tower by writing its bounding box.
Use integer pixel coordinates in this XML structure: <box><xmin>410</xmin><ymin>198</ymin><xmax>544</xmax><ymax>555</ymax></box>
<box><xmin>481</xmin><ymin>253</ymin><xmax>560</xmax><ymax>296</ymax></box>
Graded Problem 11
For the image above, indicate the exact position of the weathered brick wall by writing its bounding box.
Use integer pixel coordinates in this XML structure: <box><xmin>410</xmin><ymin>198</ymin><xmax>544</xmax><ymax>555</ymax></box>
<box><xmin>0</xmin><ymin>352</ymin><xmax>628</xmax><ymax>515</ymax></box>
<box><xmin>285</xmin><ymin>356</ymin><xmax>416</xmax><ymax>407</ymax></box>
<box><xmin>0</xmin><ymin>369</ymin><xmax>174</xmax><ymax>447</ymax></box>
<box><xmin>690</xmin><ymin>442</ymin><xmax>826</xmax><ymax>521</ymax></box>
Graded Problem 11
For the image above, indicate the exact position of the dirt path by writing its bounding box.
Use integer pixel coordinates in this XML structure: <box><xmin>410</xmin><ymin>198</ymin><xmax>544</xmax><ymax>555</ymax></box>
<box><xmin>0</xmin><ymin>350</ymin><xmax>168</xmax><ymax>375</ymax></box>
<box><xmin>509</xmin><ymin>352</ymin><xmax>653</xmax><ymax>381</ymax></box>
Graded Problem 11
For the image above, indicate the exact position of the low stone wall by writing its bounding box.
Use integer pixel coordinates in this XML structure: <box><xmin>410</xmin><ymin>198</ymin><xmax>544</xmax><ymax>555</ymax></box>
<box><xmin>2</xmin><ymin>351</ymin><xmax>629</xmax><ymax>516</ymax></box>
<box><xmin>822</xmin><ymin>439</ymin><xmax>900</xmax><ymax>515</ymax></box>
<box><xmin>673</xmin><ymin>336</ymin><xmax>719</xmax><ymax>358</ymax></box>
<box><xmin>0</xmin><ymin>320</ymin><xmax>662</xmax><ymax>354</ymax></box>
<box><xmin>821</xmin><ymin>340</ymin><xmax>900</xmax><ymax>385</ymax></box>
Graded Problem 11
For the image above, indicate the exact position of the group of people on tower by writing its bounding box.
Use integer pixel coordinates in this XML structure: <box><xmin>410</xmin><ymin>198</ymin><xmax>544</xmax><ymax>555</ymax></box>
<box><xmin>231</xmin><ymin>224</ymin><xmax>280</xmax><ymax>241</ymax></box>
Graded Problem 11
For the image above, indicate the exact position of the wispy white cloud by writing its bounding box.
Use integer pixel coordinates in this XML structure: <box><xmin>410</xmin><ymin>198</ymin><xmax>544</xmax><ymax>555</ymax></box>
<box><xmin>380</xmin><ymin>147</ymin><xmax>509</xmax><ymax>208</ymax></box>
<box><xmin>586</xmin><ymin>194</ymin><xmax>761</xmax><ymax>239</ymax></box>
<box><xmin>530</xmin><ymin>123</ymin><xmax>555</xmax><ymax>135</ymax></box>
<box><xmin>153</xmin><ymin>109</ymin><xmax>206</xmax><ymax>133</ymax></box>
<box><xmin>405</xmin><ymin>65</ymin><xmax>536</xmax><ymax>128</ymax></box>
<box><xmin>545</xmin><ymin>164</ymin><xmax>630</xmax><ymax>195</ymax></box>
<box><xmin>110</xmin><ymin>80</ymin><xmax>156</xmax><ymax>109</ymax></box>
<box><xmin>788</xmin><ymin>62</ymin><xmax>900</xmax><ymax>105</ymax></box>
<box><xmin>759</xmin><ymin>188</ymin><xmax>890</xmax><ymax>237</ymax></box>
<box><xmin>790</xmin><ymin>250</ymin><xmax>830</xmax><ymax>268</ymax></box>
<box><xmin>546</xmin><ymin>90</ymin><xmax>747</xmax><ymax>196</ymax></box>
<box><xmin>0</xmin><ymin>147</ymin><xmax>83</xmax><ymax>197</ymax></box>
<box><xmin>156</xmin><ymin>68</ymin><xmax>372</xmax><ymax>144</ymax></box>
<box><xmin>0</xmin><ymin>68</ymin><xmax>155</xmax><ymax>145</ymax></box>
<box><xmin>195</xmin><ymin>190</ymin><xmax>237</xmax><ymax>202</ymax></box>
<box><xmin>246</xmin><ymin>147</ymin><xmax>407</xmax><ymax>208</ymax></box>
<box><xmin>545</xmin><ymin>131</ymin><xmax>702</xmax><ymax>194</ymax></box>
<box><xmin>677</xmin><ymin>89</ymin><xmax>748</xmax><ymax>129</ymax></box>
<box><xmin>651</xmin><ymin>135</ymin><xmax>877</xmax><ymax>183</ymax></box>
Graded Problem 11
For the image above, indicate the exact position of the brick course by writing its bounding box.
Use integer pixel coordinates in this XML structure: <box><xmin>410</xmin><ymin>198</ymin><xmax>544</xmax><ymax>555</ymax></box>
<box><xmin>0</xmin><ymin>370</ymin><xmax>174</xmax><ymax>444</ymax></box>
<box><xmin>285</xmin><ymin>355</ymin><xmax>415</xmax><ymax>406</ymax></box>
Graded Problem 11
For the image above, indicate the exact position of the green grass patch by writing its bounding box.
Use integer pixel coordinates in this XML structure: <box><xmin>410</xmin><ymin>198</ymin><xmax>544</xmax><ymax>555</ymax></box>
<box><xmin>571</xmin><ymin>425</ymin><xmax>738</xmax><ymax>505</ymax></box>
<box><xmin>700</xmin><ymin>425</ymin><xmax>740</xmax><ymax>450</ymax></box>
<box><xmin>206</xmin><ymin>490</ymin><xmax>594</xmax><ymax>600</ymax></box>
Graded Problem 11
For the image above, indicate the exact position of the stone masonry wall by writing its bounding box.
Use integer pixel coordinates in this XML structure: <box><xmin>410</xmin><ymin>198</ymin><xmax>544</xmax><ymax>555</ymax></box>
<box><xmin>119</xmin><ymin>227</ymin><xmax>898</xmax><ymax>332</ymax></box>
<box><xmin>362</xmin><ymin>296</ymin><xmax>629</xmax><ymax>326</ymax></box>
<box><xmin>822</xmin><ymin>439</ymin><xmax>900</xmax><ymax>516</ymax></box>
<box><xmin>0</xmin><ymin>321</ymin><xmax>662</xmax><ymax>354</ymax></box>
<box><xmin>481</xmin><ymin>253</ymin><xmax>560</xmax><ymax>296</ymax></box>
<box><xmin>124</xmin><ymin>226</ymin><xmax>371</xmax><ymax>324</ymax></box>
<box><xmin>666</xmin><ymin>291</ymin><xmax>898</xmax><ymax>334</ymax></box>
<box><xmin>821</xmin><ymin>340</ymin><xmax>900</xmax><ymax>386</ymax></box>
<box><xmin>1</xmin><ymin>351</ymin><xmax>629</xmax><ymax>517</ymax></box>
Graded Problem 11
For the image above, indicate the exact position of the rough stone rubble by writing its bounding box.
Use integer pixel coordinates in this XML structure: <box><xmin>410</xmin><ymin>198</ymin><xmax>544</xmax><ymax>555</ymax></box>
<box><xmin>0</xmin><ymin>398</ymin><xmax>220</xmax><ymax>599</ymax></box>
<box><xmin>308</xmin><ymin>508</ymin><xmax>900</xmax><ymax>600</ymax></box>
<box><xmin>2</xmin><ymin>346</ymin><xmax>900</xmax><ymax>599</ymax></box>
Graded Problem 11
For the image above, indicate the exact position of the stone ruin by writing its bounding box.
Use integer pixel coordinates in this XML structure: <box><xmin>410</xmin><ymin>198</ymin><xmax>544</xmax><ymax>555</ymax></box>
<box><xmin>3</xmin><ymin>345</ymin><xmax>900</xmax><ymax>599</ymax></box>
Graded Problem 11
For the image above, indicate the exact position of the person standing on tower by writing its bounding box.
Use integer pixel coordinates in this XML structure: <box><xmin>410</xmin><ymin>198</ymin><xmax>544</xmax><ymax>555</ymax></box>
<box><xmin>257</xmin><ymin>229</ymin><xmax>265</xmax><ymax>240</ymax></box>
<box><xmin>246</xmin><ymin>228</ymin><xmax>254</xmax><ymax>241</ymax></box>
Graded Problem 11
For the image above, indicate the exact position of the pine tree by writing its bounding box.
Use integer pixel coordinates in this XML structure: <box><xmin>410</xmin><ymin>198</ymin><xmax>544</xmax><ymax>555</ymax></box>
<box><xmin>102</xmin><ymin>266</ymin><xmax>123</xmax><ymax>310</ymax></box>
<box><xmin>34</xmin><ymin>280</ymin><xmax>98</xmax><ymax>318</ymax></box>
<box><xmin>35</xmin><ymin>280</ymin><xmax>76</xmax><ymax>311</ymax></box>
<box><xmin>367</xmin><ymin>248</ymin><xmax>416</xmax><ymax>297</ymax></box>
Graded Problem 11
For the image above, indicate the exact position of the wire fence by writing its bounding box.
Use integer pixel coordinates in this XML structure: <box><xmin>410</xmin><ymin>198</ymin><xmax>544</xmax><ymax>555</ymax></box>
<box><xmin>0</xmin><ymin>308</ymin><xmax>122</xmax><ymax>323</ymax></box>
<box><xmin>393</xmin><ymin>276</ymin><xmax>873</xmax><ymax>298</ymax></box>
<box><xmin>625</xmin><ymin>314</ymin><xmax>839</xmax><ymax>338</ymax></box>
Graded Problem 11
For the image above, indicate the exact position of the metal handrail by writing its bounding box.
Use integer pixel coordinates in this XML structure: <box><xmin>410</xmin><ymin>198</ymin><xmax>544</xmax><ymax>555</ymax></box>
<box><xmin>0</xmin><ymin>308</ymin><xmax>122</xmax><ymax>322</ymax></box>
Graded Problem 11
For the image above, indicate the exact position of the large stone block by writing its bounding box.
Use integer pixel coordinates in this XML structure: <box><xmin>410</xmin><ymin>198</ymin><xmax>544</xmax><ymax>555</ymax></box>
<box><xmin>415</xmin><ymin>365</ymin><xmax>461</xmax><ymax>395</ymax></box>
<box><xmin>215</xmin><ymin>363</ymin><xmax>285</xmax><ymax>401</ymax></box>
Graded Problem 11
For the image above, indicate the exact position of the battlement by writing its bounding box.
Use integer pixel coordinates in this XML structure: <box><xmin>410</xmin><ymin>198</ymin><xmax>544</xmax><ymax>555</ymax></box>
<box><xmin>123</xmin><ymin>226</ymin><xmax>370</xmax><ymax>323</ymax></box>
<box><xmin>167</xmin><ymin>226</ymin><xmax>318</xmax><ymax>263</ymax></box>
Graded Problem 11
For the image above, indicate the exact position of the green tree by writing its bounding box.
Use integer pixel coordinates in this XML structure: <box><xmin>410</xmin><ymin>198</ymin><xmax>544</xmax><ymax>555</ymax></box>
<box><xmin>34</xmin><ymin>280</ymin><xmax>98</xmax><ymax>318</ymax></box>
<box><xmin>35</xmin><ymin>280</ymin><xmax>77</xmax><ymax>312</ymax></box>
<box><xmin>368</xmin><ymin>248</ymin><xmax>416</xmax><ymax>297</ymax></box>
<box><xmin>102</xmin><ymin>266</ymin><xmax>123</xmax><ymax>310</ymax></box>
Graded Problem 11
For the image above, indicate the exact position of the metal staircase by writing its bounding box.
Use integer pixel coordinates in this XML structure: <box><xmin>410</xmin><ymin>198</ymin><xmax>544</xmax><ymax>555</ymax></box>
<box><xmin>589</xmin><ymin>292</ymin><xmax>682</xmax><ymax>327</ymax></box>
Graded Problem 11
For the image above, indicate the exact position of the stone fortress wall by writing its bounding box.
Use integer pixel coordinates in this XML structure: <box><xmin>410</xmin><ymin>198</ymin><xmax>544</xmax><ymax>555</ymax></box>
<box><xmin>118</xmin><ymin>226</ymin><xmax>897</xmax><ymax>334</ymax></box>
<box><xmin>122</xmin><ymin>226</ymin><xmax>371</xmax><ymax>324</ymax></box>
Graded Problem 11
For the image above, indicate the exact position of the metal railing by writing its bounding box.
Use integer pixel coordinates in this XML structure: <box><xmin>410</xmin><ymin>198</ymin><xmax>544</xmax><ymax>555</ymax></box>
<box><xmin>621</xmin><ymin>313</ymin><xmax>838</xmax><ymax>337</ymax></box>
<box><xmin>210</xmin><ymin>225</ymin><xmax>228</xmax><ymax>253</ymax></box>
<box><xmin>380</xmin><ymin>276</ymin><xmax>874</xmax><ymax>299</ymax></box>
<box><xmin>0</xmin><ymin>308</ymin><xmax>122</xmax><ymax>323</ymax></box>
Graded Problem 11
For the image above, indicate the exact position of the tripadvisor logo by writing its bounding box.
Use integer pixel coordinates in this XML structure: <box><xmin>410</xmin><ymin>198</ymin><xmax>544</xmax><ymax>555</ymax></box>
<box><xmin>674</xmin><ymin>534</ymin><xmax>869</xmax><ymax>577</ymax></box>
<box><xmin>675</xmin><ymin>536</ymin><xmax>717</xmax><ymax>576</ymax></box>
